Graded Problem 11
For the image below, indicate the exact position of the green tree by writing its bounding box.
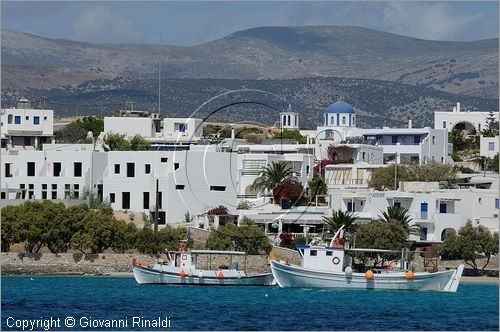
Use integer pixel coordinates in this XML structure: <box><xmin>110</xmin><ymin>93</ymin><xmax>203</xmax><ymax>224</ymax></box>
<box><xmin>130</xmin><ymin>135</ymin><xmax>151</xmax><ymax>151</ymax></box>
<box><xmin>308</xmin><ymin>176</ymin><xmax>327</xmax><ymax>202</ymax></box>
<box><xmin>481</xmin><ymin>112</ymin><xmax>499</xmax><ymax>137</ymax></box>
<box><xmin>378</xmin><ymin>206</ymin><xmax>420</xmax><ymax>236</ymax></box>
<box><xmin>250</xmin><ymin>161</ymin><xmax>295</xmax><ymax>194</ymax></box>
<box><xmin>355</xmin><ymin>220</ymin><xmax>408</xmax><ymax>266</ymax></box>
<box><xmin>55</xmin><ymin>122</ymin><xmax>89</xmax><ymax>144</ymax></box>
<box><xmin>206</xmin><ymin>221</ymin><xmax>271</xmax><ymax>254</ymax></box>
<box><xmin>492</xmin><ymin>153</ymin><xmax>499</xmax><ymax>173</ymax></box>
<box><xmin>111</xmin><ymin>221</ymin><xmax>138</xmax><ymax>253</ymax></box>
<box><xmin>75</xmin><ymin>116</ymin><xmax>104</xmax><ymax>140</ymax></box>
<box><xmin>70</xmin><ymin>208</ymin><xmax>116</xmax><ymax>253</ymax></box>
<box><xmin>1</xmin><ymin>205</ymin><xmax>22</xmax><ymax>252</ymax></box>
<box><xmin>103</xmin><ymin>133</ymin><xmax>131</xmax><ymax>151</ymax></box>
<box><xmin>440</xmin><ymin>221</ymin><xmax>499</xmax><ymax>275</ymax></box>
<box><xmin>323</xmin><ymin>210</ymin><xmax>358</xmax><ymax>236</ymax></box>
<box><xmin>448</xmin><ymin>129</ymin><xmax>467</xmax><ymax>151</ymax></box>
<box><xmin>272</xmin><ymin>129</ymin><xmax>307</xmax><ymax>144</ymax></box>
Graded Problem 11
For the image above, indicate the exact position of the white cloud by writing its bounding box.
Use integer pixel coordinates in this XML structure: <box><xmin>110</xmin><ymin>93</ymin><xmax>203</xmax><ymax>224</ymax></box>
<box><xmin>71</xmin><ymin>6</ymin><xmax>142</xmax><ymax>43</ymax></box>
<box><xmin>382</xmin><ymin>3</ymin><xmax>483</xmax><ymax>41</ymax></box>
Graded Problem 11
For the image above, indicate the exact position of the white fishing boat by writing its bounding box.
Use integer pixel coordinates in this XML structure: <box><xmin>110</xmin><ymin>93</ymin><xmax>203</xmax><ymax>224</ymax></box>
<box><xmin>132</xmin><ymin>244</ymin><xmax>274</xmax><ymax>286</ymax></box>
<box><xmin>270</xmin><ymin>226</ymin><xmax>464</xmax><ymax>292</ymax></box>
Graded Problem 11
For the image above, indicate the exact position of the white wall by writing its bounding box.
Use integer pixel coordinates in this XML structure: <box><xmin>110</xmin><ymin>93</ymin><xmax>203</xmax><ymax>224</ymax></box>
<box><xmin>480</xmin><ymin>136</ymin><xmax>499</xmax><ymax>159</ymax></box>
<box><xmin>104</xmin><ymin>117</ymin><xmax>154</xmax><ymax>138</ymax></box>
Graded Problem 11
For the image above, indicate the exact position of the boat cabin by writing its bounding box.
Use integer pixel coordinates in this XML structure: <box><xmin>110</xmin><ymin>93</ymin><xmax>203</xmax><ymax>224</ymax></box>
<box><xmin>296</xmin><ymin>245</ymin><xmax>351</xmax><ymax>273</ymax></box>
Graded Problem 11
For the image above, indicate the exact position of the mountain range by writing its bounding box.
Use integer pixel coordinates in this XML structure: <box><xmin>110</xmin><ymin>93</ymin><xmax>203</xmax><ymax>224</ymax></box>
<box><xmin>1</xmin><ymin>25</ymin><xmax>498</xmax><ymax>127</ymax></box>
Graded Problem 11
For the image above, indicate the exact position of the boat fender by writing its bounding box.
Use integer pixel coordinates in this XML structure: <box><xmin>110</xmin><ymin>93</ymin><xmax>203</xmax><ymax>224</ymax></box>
<box><xmin>217</xmin><ymin>271</ymin><xmax>224</xmax><ymax>279</ymax></box>
<box><xmin>237</xmin><ymin>271</ymin><xmax>242</xmax><ymax>279</ymax></box>
<box><xmin>406</xmin><ymin>271</ymin><xmax>414</xmax><ymax>281</ymax></box>
<box><xmin>179</xmin><ymin>270</ymin><xmax>186</xmax><ymax>278</ymax></box>
<box><xmin>365</xmin><ymin>270</ymin><xmax>374</xmax><ymax>281</ymax></box>
<box><xmin>198</xmin><ymin>271</ymin><xmax>204</xmax><ymax>278</ymax></box>
<box><xmin>345</xmin><ymin>266</ymin><xmax>353</xmax><ymax>276</ymax></box>
<box><xmin>188</xmin><ymin>270</ymin><xmax>193</xmax><ymax>277</ymax></box>
<box><xmin>332</xmin><ymin>257</ymin><xmax>341</xmax><ymax>265</ymax></box>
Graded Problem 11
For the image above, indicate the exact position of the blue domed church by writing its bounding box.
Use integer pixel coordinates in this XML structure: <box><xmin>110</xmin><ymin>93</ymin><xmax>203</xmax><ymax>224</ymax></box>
<box><xmin>323</xmin><ymin>100</ymin><xmax>356</xmax><ymax>127</ymax></box>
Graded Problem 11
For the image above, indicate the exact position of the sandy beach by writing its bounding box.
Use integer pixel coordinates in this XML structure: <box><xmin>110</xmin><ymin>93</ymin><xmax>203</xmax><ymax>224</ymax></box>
<box><xmin>460</xmin><ymin>276</ymin><xmax>499</xmax><ymax>284</ymax></box>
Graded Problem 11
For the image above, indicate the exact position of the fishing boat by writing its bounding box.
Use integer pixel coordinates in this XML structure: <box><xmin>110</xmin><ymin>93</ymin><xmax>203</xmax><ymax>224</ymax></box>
<box><xmin>270</xmin><ymin>226</ymin><xmax>464</xmax><ymax>292</ymax></box>
<box><xmin>132</xmin><ymin>243</ymin><xmax>274</xmax><ymax>286</ymax></box>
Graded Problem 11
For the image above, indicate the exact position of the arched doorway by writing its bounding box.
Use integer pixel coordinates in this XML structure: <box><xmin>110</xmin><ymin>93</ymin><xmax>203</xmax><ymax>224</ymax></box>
<box><xmin>441</xmin><ymin>228</ymin><xmax>457</xmax><ymax>241</ymax></box>
<box><xmin>453</xmin><ymin>122</ymin><xmax>476</xmax><ymax>135</ymax></box>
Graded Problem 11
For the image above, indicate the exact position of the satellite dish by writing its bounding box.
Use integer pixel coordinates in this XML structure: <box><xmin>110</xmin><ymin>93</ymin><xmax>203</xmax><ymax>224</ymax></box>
<box><xmin>271</xmin><ymin>223</ymin><xmax>278</xmax><ymax>229</ymax></box>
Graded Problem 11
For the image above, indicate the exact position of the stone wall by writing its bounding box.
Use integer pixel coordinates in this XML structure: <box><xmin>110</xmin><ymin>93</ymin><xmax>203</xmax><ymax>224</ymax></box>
<box><xmin>270</xmin><ymin>246</ymin><xmax>301</xmax><ymax>265</ymax></box>
<box><xmin>0</xmin><ymin>252</ymin><xmax>270</xmax><ymax>275</ymax></box>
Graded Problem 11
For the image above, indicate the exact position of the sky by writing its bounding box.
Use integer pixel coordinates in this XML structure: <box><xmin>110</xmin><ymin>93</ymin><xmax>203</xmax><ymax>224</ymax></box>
<box><xmin>1</xmin><ymin>1</ymin><xmax>498</xmax><ymax>45</ymax></box>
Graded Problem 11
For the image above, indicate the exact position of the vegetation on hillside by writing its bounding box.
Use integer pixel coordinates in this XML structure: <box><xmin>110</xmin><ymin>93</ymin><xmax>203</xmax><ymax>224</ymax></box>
<box><xmin>369</xmin><ymin>163</ymin><xmax>458</xmax><ymax>190</ymax></box>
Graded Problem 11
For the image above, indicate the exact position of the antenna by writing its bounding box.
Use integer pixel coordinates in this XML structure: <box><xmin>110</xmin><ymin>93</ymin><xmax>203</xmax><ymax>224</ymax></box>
<box><xmin>158</xmin><ymin>36</ymin><xmax>162</xmax><ymax>117</ymax></box>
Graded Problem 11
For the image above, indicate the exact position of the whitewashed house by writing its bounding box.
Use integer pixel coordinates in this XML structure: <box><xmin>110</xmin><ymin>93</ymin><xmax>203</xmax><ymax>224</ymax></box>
<box><xmin>1</xmin><ymin>98</ymin><xmax>54</xmax><ymax>150</ymax></box>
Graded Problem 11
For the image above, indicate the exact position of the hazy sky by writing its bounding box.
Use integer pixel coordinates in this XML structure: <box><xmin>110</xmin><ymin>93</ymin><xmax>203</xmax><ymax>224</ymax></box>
<box><xmin>2</xmin><ymin>1</ymin><xmax>498</xmax><ymax>45</ymax></box>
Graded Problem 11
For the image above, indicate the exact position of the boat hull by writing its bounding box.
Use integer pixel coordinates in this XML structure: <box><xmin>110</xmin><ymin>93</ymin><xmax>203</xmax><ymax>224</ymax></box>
<box><xmin>133</xmin><ymin>264</ymin><xmax>274</xmax><ymax>286</ymax></box>
<box><xmin>270</xmin><ymin>260</ymin><xmax>463</xmax><ymax>292</ymax></box>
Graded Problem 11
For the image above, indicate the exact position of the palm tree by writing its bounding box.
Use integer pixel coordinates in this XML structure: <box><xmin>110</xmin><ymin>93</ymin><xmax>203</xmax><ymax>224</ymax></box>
<box><xmin>250</xmin><ymin>161</ymin><xmax>295</xmax><ymax>194</ymax></box>
<box><xmin>323</xmin><ymin>209</ymin><xmax>358</xmax><ymax>237</ymax></box>
<box><xmin>378</xmin><ymin>206</ymin><xmax>420</xmax><ymax>236</ymax></box>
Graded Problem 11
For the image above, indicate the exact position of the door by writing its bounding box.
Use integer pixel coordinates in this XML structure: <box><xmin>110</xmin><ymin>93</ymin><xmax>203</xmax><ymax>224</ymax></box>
<box><xmin>420</xmin><ymin>203</ymin><xmax>428</xmax><ymax>219</ymax></box>
<box><xmin>347</xmin><ymin>202</ymin><xmax>355</xmax><ymax>212</ymax></box>
<box><xmin>420</xmin><ymin>227</ymin><xmax>428</xmax><ymax>241</ymax></box>
<box><xmin>439</xmin><ymin>203</ymin><xmax>447</xmax><ymax>214</ymax></box>
<box><xmin>394</xmin><ymin>201</ymin><xmax>401</xmax><ymax>208</ymax></box>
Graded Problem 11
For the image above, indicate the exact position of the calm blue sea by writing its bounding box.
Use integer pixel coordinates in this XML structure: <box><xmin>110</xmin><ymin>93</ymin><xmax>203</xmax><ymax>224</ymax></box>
<box><xmin>1</xmin><ymin>276</ymin><xmax>498</xmax><ymax>331</ymax></box>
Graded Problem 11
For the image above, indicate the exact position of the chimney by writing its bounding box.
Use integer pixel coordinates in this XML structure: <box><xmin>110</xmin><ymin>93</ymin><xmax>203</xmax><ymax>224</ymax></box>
<box><xmin>231</xmin><ymin>128</ymin><xmax>235</xmax><ymax>139</ymax></box>
<box><xmin>456</xmin><ymin>102</ymin><xmax>461</xmax><ymax>113</ymax></box>
<box><xmin>408</xmin><ymin>119</ymin><xmax>413</xmax><ymax>129</ymax></box>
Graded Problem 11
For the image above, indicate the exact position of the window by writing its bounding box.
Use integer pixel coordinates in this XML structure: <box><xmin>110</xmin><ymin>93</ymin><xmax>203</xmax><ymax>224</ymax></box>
<box><xmin>442</xmin><ymin>121</ymin><xmax>446</xmax><ymax>129</ymax></box>
<box><xmin>14</xmin><ymin>116</ymin><xmax>21</xmax><ymax>124</ymax></box>
<box><xmin>306</xmin><ymin>165</ymin><xmax>310</xmax><ymax>175</ymax></box>
<box><xmin>42</xmin><ymin>192</ymin><xmax>47</xmax><ymax>199</ymax></box>
<box><xmin>439</xmin><ymin>203</ymin><xmax>447</xmax><ymax>214</ymax></box>
<box><xmin>5</xmin><ymin>163</ymin><xmax>12</xmax><ymax>177</ymax></box>
<box><xmin>175</xmin><ymin>185</ymin><xmax>185</xmax><ymax>190</ymax></box>
<box><xmin>210</xmin><ymin>186</ymin><xmax>226</xmax><ymax>191</ymax></box>
<box><xmin>52</xmin><ymin>184</ymin><xmax>57</xmax><ymax>190</ymax></box>
<box><xmin>42</xmin><ymin>184</ymin><xmax>47</xmax><ymax>190</ymax></box>
<box><xmin>114</xmin><ymin>164</ymin><xmax>120</xmax><ymax>174</ymax></box>
<box><xmin>28</xmin><ymin>184</ymin><xmax>34</xmax><ymax>189</ymax></box>
<box><xmin>143</xmin><ymin>192</ymin><xmax>150</xmax><ymax>210</ymax></box>
<box><xmin>122</xmin><ymin>192</ymin><xmax>130</xmax><ymax>209</ymax></box>
<box><xmin>310</xmin><ymin>250</ymin><xmax>317</xmax><ymax>256</ymax></box>
<box><xmin>179</xmin><ymin>123</ymin><xmax>186</xmax><ymax>133</ymax></box>
<box><xmin>488</xmin><ymin>142</ymin><xmax>495</xmax><ymax>151</ymax></box>
<box><xmin>33</xmin><ymin>116</ymin><xmax>40</xmax><ymax>125</ymax></box>
<box><xmin>25</xmin><ymin>116</ymin><xmax>29</xmax><ymax>120</ymax></box>
<box><xmin>53</xmin><ymin>162</ymin><xmax>61</xmax><ymax>177</ymax></box>
<box><xmin>496</xmin><ymin>198</ymin><xmax>499</xmax><ymax>209</ymax></box>
<box><xmin>74</xmin><ymin>162</ymin><xmax>82</xmax><ymax>177</ymax></box>
<box><xmin>326</xmin><ymin>251</ymin><xmax>333</xmax><ymax>256</ymax></box>
<box><xmin>51</xmin><ymin>191</ymin><xmax>57</xmax><ymax>199</ymax></box>
<box><xmin>44</xmin><ymin>116</ymin><xmax>47</xmax><ymax>120</ymax></box>
<box><xmin>174</xmin><ymin>163</ymin><xmax>179</xmax><ymax>170</ymax></box>
<box><xmin>342</xmin><ymin>116</ymin><xmax>346</xmax><ymax>125</ymax></box>
<box><xmin>161</xmin><ymin>157</ymin><xmax>168</xmax><ymax>163</ymax></box>
<box><xmin>110</xmin><ymin>193</ymin><xmax>115</xmax><ymax>203</ymax></box>
<box><xmin>126</xmin><ymin>163</ymin><xmax>135</xmax><ymax>177</ymax></box>
<box><xmin>7</xmin><ymin>114</ymin><xmax>13</xmax><ymax>124</ymax></box>
<box><xmin>27</xmin><ymin>162</ymin><xmax>35</xmax><ymax>177</ymax></box>
<box><xmin>157</xmin><ymin>192</ymin><xmax>163</xmax><ymax>209</ymax></box>
<box><xmin>394</xmin><ymin>201</ymin><xmax>401</xmax><ymax>208</ymax></box>
<box><xmin>145</xmin><ymin>164</ymin><xmax>151</xmax><ymax>174</ymax></box>
<box><xmin>432</xmin><ymin>136</ymin><xmax>436</xmax><ymax>144</ymax></box>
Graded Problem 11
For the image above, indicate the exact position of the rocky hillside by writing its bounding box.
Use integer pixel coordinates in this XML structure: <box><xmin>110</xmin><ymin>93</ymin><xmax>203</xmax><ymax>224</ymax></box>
<box><xmin>2</xmin><ymin>26</ymin><xmax>498</xmax><ymax>98</ymax></box>
<box><xmin>2</xmin><ymin>76</ymin><xmax>496</xmax><ymax>129</ymax></box>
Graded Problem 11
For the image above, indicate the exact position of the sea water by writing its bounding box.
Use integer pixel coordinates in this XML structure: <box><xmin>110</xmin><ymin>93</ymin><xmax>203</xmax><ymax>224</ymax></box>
<box><xmin>2</xmin><ymin>276</ymin><xmax>498</xmax><ymax>330</ymax></box>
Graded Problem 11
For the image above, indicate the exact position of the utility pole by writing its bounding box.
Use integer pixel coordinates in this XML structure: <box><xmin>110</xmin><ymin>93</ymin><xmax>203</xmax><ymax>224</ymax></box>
<box><xmin>158</xmin><ymin>36</ymin><xmax>162</xmax><ymax>116</ymax></box>
<box><xmin>154</xmin><ymin>178</ymin><xmax>159</xmax><ymax>232</ymax></box>
<box><xmin>394</xmin><ymin>152</ymin><xmax>398</xmax><ymax>190</ymax></box>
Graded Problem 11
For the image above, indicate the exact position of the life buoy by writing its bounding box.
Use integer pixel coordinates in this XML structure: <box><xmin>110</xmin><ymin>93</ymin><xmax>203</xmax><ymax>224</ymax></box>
<box><xmin>332</xmin><ymin>257</ymin><xmax>341</xmax><ymax>265</ymax></box>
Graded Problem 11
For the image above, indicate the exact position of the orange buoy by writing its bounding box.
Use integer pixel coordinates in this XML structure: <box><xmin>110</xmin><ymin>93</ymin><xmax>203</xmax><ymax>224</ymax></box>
<box><xmin>365</xmin><ymin>270</ymin><xmax>374</xmax><ymax>281</ymax></box>
<box><xmin>406</xmin><ymin>271</ymin><xmax>414</xmax><ymax>280</ymax></box>
<box><xmin>179</xmin><ymin>270</ymin><xmax>186</xmax><ymax>278</ymax></box>
<box><xmin>217</xmin><ymin>271</ymin><xmax>224</xmax><ymax>279</ymax></box>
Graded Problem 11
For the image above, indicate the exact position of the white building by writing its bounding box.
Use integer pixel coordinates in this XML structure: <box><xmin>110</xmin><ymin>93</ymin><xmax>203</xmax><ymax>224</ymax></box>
<box><xmin>310</xmin><ymin>100</ymin><xmax>451</xmax><ymax>164</ymax></box>
<box><xmin>1</xmin><ymin>98</ymin><xmax>54</xmax><ymax>150</ymax></box>
<box><xmin>329</xmin><ymin>182</ymin><xmax>499</xmax><ymax>243</ymax></box>
<box><xmin>480</xmin><ymin>135</ymin><xmax>499</xmax><ymax>159</ymax></box>
<box><xmin>103</xmin><ymin>111</ymin><xmax>203</xmax><ymax>145</ymax></box>
<box><xmin>434</xmin><ymin>102</ymin><xmax>499</xmax><ymax>134</ymax></box>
